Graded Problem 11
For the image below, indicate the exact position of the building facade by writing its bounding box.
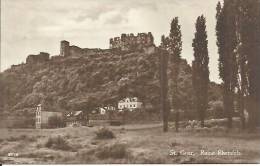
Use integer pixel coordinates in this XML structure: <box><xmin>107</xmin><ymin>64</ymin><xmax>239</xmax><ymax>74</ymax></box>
<box><xmin>118</xmin><ymin>97</ymin><xmax>142</xmax><ymax>111</ymax></box>
<box><xmin>65</xmin><ymin>111</ymin><xmax>86</xmax><ymax>127</ymax></box>
<box><xmin>35</xmin><ymin>104</ymin><xmax>62</xmax><ymax>129</ymax></box>
<box><xmin>98</xmin><ymin>106</ymin><xmax>116</xmax><ymax>115</ymax></box>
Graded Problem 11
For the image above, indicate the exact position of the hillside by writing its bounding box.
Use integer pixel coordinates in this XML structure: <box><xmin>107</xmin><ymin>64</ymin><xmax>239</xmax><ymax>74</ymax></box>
<box><xmin>0</xmin><ymin>50</ymin><xmax>222</xmax><ymax>118</ymax></box>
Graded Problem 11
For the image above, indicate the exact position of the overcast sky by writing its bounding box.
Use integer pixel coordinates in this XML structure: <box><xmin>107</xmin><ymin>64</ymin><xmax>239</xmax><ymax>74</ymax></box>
<box><xmin>1</xmin><ymin>0</ymin><xmax>221</xmax><ymax>83</ymax></box>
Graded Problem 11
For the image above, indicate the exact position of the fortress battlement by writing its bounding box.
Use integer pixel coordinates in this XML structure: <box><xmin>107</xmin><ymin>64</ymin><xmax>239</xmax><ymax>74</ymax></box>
<box><xmin>109</xmin><ymin>32</ymin><xmax>154</xmax><ymax>51</ymax></box>
<box><xmin>26</xmin><ymin>52</ymin><xmax>50</xmax><ymax>64</ymax></box>
<box><xmin>24</xmin><ymin>32</ymin><xmax>156</xmax><ymax>65</ymax></box>
<box><xmin>59</xmin><ymin>41</ymin><xmax>113</xmax><ymax>57</ymax></box>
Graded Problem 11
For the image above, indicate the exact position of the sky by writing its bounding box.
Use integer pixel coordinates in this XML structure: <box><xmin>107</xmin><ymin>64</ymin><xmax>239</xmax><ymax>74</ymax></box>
<box><xmin>1</xmin><ymin>0</ymin><xmax>221</xmax><ymax>83</ymax></box>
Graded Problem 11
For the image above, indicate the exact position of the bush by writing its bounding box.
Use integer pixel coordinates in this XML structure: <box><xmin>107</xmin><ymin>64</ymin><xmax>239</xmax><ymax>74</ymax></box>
<box><xmin>95</xmin><ymin>127</ymin><xmax>115</xmax><ymax>139</ymax></box>
<box><xmin>45</xmin><ymin>136</ymin><xmax>72</xmax><ymax>150</ymax></box>
<box><xmin>95</xmin><ymin>143</ymin><xmax>128</xmax><ymax>159</ymax></box>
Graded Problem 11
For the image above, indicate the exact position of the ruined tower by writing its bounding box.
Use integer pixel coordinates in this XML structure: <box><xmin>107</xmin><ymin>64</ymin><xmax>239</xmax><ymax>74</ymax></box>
<box><xmin>60</xmin><ymin>40</ymin><xmax>70</xmax><ymax>57</ymax></box>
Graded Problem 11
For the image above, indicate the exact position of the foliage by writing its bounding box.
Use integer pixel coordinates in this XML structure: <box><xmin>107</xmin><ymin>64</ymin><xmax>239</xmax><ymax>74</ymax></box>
<box><xmin>238</xmin><ymin>0</ymin><xmax>260</xmax><ymax>129</ymax></box>
<box><xmin>45</xmin><ymin>136</ymin><xmax>72</xmax><ymax>150</ymax></box>
<box><xmin>216</xmin><ymin>1</ymin><xmax>238</xmax><ymax>128</ymax></box>
<box><xmin>95</xmin><ymin>143</ymin><xmax>128</xmax><ymax>159</ymax></box>
<box><xmin>167</xmin><ymin>17</ymin><xmax>183</xmax><ymax>132</ymax></box>
<box><xmin>95</xmin><ymin>127</ymin><xmax>115</xmax><ymax>139</ymax></box>
<box><xmin>1</xmin><ymin>45</ymin><xmax>221</xmax><ymax>121</ymax></box>
<box><xmin>216</xmin><ymin>0</ymin><xmax>260</xmax><ymax>129</ymax></box>
<box><xmin>208</xmin><ymin>100</ymin><xmax>225</xmax><ymax>119</ymax></box>
<box><xmin>192</xmin><ymin>15</ymin><xmax>209</xmax><ymax>127</ymax></box>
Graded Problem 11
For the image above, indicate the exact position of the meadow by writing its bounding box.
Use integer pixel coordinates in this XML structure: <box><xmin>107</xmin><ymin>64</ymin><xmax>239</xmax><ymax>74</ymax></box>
<box><xmin>0</xmin><ymin>123</ymin><xmax>260</xmax><ymax>164</ymax></box>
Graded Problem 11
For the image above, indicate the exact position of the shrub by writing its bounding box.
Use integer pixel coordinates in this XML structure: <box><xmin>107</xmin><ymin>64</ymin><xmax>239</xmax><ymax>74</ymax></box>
<box><xmin>95</xmin><ymin>127</ymin><xmax>115</xmax><ymax>139</ymax></box>
<box><xmin>19</xmin><ymin>134</ymin><xmax>36</xmax><ymax>142</ymax></box>
<box><xmin>45</xmin><ymin>136</ymin><xmax>72</xmax><ymax>150</ymax></box>
<box><xmin>95</xmin><ymin>143</ymin><xmax>128</xmax><ymax>159</ymax></box>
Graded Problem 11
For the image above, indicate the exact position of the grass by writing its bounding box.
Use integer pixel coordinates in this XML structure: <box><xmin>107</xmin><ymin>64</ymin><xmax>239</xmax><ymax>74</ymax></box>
<box><xmin>5</xmin><ymin>135</ymin><xmax>37</xmax><ymax>142</ymax></box>
<box><xmin>0</xmin><ymin>125</ymin><xmax>259</xmax><ymax>164</ymax></box>
<box><xmin>95</xmin><ymin>143</ymin><xmax>128</xmax><ymax>159</ymax></box>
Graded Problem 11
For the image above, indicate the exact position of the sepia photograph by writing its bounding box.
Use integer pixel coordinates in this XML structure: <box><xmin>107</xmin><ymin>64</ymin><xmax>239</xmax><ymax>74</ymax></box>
<box><xmin>0</xmin><ymin>0</ymin><xmax>260</xmax><ymax>164</ymax></box>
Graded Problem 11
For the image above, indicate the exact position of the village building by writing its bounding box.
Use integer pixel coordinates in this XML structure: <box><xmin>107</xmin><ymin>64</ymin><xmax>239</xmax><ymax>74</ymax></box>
<box><xmin>118</xmin><ymin>97</ymin><xmax>142</xmax><ymax>111</ymax></box>
<box><xmin>35</xmin><ymin>104</ymin><xmax>62</xmax><ymax>129</ymax></box>
<box><xmin>65</xmin><ymin>111</ymin><xmax>86</xmax><ymax>127</ymax></box>
<box><xmin>98</xmin><ymin>106</ymin><xmax>116</xmax><ymax>115</ymax></box>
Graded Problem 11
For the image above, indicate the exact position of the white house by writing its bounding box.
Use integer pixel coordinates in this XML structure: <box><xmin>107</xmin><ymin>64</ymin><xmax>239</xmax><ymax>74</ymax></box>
<box><xmin>97</xmin><ymin>106</ymin><xmax>116</xmax><ymax>115</ymax></box>
<box><xmin>118</xmin><ymin>97</ymin><xmax>142</xmax><ymax>111</ymax></box>
<box><xmin>65</xmin><ymin>111</ymin><xmax>85</xmax><ymax>127</ymax></box>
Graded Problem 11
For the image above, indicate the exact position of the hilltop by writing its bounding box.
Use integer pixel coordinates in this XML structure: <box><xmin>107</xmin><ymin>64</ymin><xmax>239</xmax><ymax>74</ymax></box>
<box><xmin>0</xmin><ymin>34</ymin><xmax>222</xmax><ymax>119</ymax></box>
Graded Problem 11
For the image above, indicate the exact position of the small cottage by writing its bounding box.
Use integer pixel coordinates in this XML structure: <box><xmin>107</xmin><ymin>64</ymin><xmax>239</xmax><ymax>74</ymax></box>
<box><xmin>118</xmin><ymin>97</ymin><xmax>142</xmax><ymax>111</ymax></box>
<box><xmin>65</xmin><ymin>111</ymin><xmax>86</xmax><ymax>127</ymax></box>
<box><xmin>98</xmin><ymin>106</ymin><xmax>116</xmax><ymax>115</ymax></box>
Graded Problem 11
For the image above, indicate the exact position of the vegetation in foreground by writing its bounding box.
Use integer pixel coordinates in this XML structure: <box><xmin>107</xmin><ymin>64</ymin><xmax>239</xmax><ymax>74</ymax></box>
<box><xmin>0</xmin><ymin>123</ymin><xmax>259</xmax><ymax>164</ymax></box>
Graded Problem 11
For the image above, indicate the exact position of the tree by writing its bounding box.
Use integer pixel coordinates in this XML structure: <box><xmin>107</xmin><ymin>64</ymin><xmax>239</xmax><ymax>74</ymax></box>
<box><xmin>216</xmin><ymin>1</ymin><xmax>238</xmax><ymax>129</ymax></box>
<box><xmin>165</xmin><ymin>17</ymin><xmax>182</xmax><ymax>132</ymax></box>
<box><xmin>159</xmin><ymin>45</ymin><xmax>169</xmax><ymax>132</ymax></box>
<box><xmin>233</xmin><ymin>0</ymin><xmax>248</xmax><ymax>129</ymax></box>
<box><xmin>192</xmin><ymin>15</ymin><xmax>209</xmax><ymax>127</ymax></box>
<box><xmin>238</xmin><ymin>0</ymin><xmax>260</xmax><ymax>130</ymax></box>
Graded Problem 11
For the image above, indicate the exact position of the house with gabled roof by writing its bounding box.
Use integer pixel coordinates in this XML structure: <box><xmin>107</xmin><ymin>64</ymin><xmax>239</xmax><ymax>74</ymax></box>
<box><xmin>118</xmin><ymin>97</ymin><xmax>142</xmax><ymax>111</ymax></box>
<box><xmin>65</xmin><ymin>111</ymin><xmax>86</xmax><ymax>127</ymax></box>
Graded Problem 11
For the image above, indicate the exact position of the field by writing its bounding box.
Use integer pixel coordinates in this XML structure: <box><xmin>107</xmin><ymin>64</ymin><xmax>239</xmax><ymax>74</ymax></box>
<box><xmin>0</xmin><ymin>123</ymin><xmax>260</xmax><ymax>164</ymax></box>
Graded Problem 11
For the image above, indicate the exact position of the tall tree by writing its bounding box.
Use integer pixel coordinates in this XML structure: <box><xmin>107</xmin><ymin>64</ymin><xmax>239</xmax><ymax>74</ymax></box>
<box><xmin>192</xmin><ymin>15</ymin><xmax>209</xmax><ymax>127</ymax></box>
<box><xmin>216</xmin><ymin>1</ymin><xmax>238</xmax><ymax>129</ymax></box>
<box><xmin>167</xmin><ymin>17</ymin><xmax>182</xmax><ymax>132</ymax></box>
<box><xmin>234</xmin><ymin>0</ymin><xmax>248</xmax><ymax>129</ymax></box>
<box><xmin>239</xmin><ymin>0</ymin><xmax>260</xmax><ymax>130</ymax></box>
<box><xmin>159</xmin><ymin>41</ymin><xmax>170</xmax><ymax>132</ymax></box>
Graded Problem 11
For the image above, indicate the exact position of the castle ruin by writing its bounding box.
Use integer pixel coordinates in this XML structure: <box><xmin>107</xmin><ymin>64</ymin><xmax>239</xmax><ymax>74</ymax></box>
<box><xmin>109</xmin><ymin>32</ymin><xmax>154</xmax><ymax>51</ymax></box>
<box><xmin>26</xmin><ymin>52</ymin><xmax>50</xmax><ymax>64</ymax></box>
<box><xmin>59</xmin><ymin>40</ymin><xmax>111</xmax><ymax>58</ymax></box>
<box><xmin>24</xmin><ymin>32</ymin><xmax>155</xmax><ymax>65</ymax></box>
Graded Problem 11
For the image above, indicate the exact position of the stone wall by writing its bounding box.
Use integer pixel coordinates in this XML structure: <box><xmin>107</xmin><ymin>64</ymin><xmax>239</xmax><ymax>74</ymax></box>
<box><xmin>26</xmin><ymin>52</ymin><xmax>50</xmax><ymax>64</ymax></box>
<box><xmin>109</xmin><ymin>32</ymin><xmax>154</xmax><ymax>51</ymax></box>
<box><xmin>59</xmin><ymin>40</ymin><xmax>114</xmax><ymax>57</ymax></box>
